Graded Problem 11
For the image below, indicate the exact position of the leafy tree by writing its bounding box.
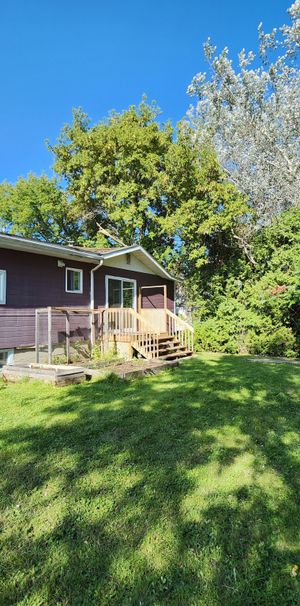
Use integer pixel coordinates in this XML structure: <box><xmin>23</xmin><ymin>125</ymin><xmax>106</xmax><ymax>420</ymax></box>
<box><xmin>188</xmin><ymin>1</ymin><xmax>300</xmax><ymax>223</ymax></box>
<box><xmin>165</xmin><ymin>132</ymin><xmax>251</xmax><ymax>314</ymax></box>
<box><xmin>49</xmin><ymin>99</ymin><xmax>186</xmax><ymax>261</ymax></box>
<box><xmin>194</xmin><ymin>207</ymin><xmax>300</xmax><ymax>357</ymax></box>
<box><xmin>0</xmin><ymin>174</ymin><xmax>80</xmax><ymax>243</ymax></box>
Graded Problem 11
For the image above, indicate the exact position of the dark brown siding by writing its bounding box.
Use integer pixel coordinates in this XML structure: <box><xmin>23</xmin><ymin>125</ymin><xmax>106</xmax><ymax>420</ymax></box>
<box><xmin>0</xmin><ymin>248</ymin><xmax>94</xmax><ymax>348</ymax></box>
<box><xmin>0</xmin><ymin>248</ymin><xmax>175</xmax><ymax>349</ymax></box>
<box><xmin>1</xmin><ymin>248</ymin><xmax>93</xmax><ymax>308</ymax></box>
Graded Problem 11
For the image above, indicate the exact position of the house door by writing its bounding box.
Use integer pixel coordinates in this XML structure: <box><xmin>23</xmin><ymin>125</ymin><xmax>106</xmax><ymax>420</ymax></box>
<box><xmin>140</xmin><ymin>285</ymin><xmax>167</xmax><ymax>333</ymax></box>
<box><xmin>106</xmin><ymin>276</ymin><xmax>136</xmax><ymax>331</ymax></box>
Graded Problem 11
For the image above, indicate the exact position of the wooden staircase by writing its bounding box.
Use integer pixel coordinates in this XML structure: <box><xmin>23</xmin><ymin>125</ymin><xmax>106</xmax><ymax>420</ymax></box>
<box><xmin>100</xmin><ymin>307</ymin><xmax>194</xmax><ymax>362</ymax></box>
<box><xmin>156</xmin><ymin>334</ymin><xmax>193</xmax><ymax>360</ymax></box>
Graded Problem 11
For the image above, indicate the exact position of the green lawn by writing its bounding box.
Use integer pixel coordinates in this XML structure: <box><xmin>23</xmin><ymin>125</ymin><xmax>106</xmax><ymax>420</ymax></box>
<box><xmin>1</xmin><ymin>354</ymin><xmax>300</xmax><ymax>606</ymax></box>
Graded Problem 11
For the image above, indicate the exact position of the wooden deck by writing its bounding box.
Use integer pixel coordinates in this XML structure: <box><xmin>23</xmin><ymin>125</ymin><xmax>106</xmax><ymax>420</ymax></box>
<box><xmin>34</xmin><ymin>306</ymin><xmax>194</xmax><ymax>363</ymax></box>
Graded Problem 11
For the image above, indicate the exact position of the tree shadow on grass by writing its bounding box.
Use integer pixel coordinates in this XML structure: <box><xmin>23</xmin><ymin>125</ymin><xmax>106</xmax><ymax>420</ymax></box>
<box><xmin>1</xmin><ymin>355</ymin><xmax>300</xmax><ymax>605</ymax></box>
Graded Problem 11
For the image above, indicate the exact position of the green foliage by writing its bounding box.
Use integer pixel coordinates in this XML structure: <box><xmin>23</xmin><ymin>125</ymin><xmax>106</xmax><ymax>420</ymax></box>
<box><xmin>171</xmin><ymin>144</ymin><xmax>249</xmax><ymax>270</ymax></box>
<box><xmin>90</xmin><ymin>344</ymin><xmax>124</xmax><ymax>365</ymax></box>
<box><xmin>246</xmin><ymin>326</ymin><xmax>297</xmax><ymax>358</ymax></box>
<box><xmin>48</xmin><ymin>100</ymin><xmax>246</xmax><ymax>269</ymax></box>
<box><xmin>90</xmin><ymin>344</ymin><xmax>103</xmax><ymax>361</ymax></box>
<box><xmin>193</xmin><ymin>207</ymin><xmax>300</xmax><ymax>358</ymax></box>
<box><xmin>76</xmin><ymin>232</ymin><xmax>111</xmax><ymax>250</ymax></box>
<box><xmin>52</xmin><ymin>354</ymin><xmax>68</xmax><ymax>365</ymax></box>
<box><xmin>194</xmin><ymin>299</ymin><xmax>261</xmax><ymax>355</ymax></box>
<box><xmin>0</xmin><ymin>173</ymin><xmax>80</xmax><ymax>243</ymax></box>
<box><xmin>49</xmin><ymin>100</ymin><xmax>183</xmax><ymax>260</ymax></box>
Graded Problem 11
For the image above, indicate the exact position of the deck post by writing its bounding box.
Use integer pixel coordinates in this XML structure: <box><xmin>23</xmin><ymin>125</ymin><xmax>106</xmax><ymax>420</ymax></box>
<box><xmin>47</xmin><ymin>306</ymin><xmax>52</xmax><ymax>365</ymax></box>
<box><xmin>35</xmin><ymin>309</ymin><xmax>40</xmax><ymax>363</ymax></box>
<box><xmin>104</xmin><ymin>309</ymin><xmax>109</xmax><ymax>353</ymax></box>
<box><xmin>65</xmin><ymin>311</ymin><xmax>70</xmax><ymax>363</ymax></box>
<box><xmin>163</xmin><ymin>285</ymin><xmax>167</xmax><ymax>332</ymax></box>
<box><xmin>90</xmin><ymin>310</ymin><xmax>96</xmax><ymax>349</ymax></box>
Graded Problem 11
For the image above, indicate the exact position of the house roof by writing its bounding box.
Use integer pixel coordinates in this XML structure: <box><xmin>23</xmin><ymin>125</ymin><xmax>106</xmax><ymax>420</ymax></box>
<box><xmin>0</xmin><ymin>233</ymin><xmax>175</xmax><ymax>281</ymax></box>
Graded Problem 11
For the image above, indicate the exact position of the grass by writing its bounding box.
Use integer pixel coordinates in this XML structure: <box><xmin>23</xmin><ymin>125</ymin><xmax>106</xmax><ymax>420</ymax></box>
<box><xmin>1</xmin><ymin>353</ymin><xmax>300</xmax><ymax>605</ymax></box>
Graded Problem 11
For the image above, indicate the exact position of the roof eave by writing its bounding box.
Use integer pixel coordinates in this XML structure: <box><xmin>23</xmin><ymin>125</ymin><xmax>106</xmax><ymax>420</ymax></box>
<box><xmin>0</xmin><ymin>236</ymin><xmax>177</xmax><ymax>280</ymax></box>
<box><xmin>0</xmin><ymin>235</ymin><xmax>100</xmax><ymax>263</ymax></box>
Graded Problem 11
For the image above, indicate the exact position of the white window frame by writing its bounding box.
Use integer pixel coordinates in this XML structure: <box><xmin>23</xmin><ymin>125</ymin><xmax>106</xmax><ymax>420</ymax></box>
<box><xmin>0</xmin><ymin>270</ymin><xmax>6</xmax><ymax>304</ymax></box>
<box><xmin>105</xmin><ymin>275</ymin><xmax>137</xmax><ymax>310</ymax></box>
<box><xmin>65</xmin><ymin>267</ymin><xmax>83</xmax><ymax>294</ymax></box>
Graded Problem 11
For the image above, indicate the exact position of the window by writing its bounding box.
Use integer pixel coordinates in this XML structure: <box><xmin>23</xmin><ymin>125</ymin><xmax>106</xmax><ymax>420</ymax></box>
<box><xmin>0</xmin><ymin>270</ymin><xmax>6</xmax><ymax>304</ymax></box>
<box><xmin>106</xmin><ymin>276</ymin><xmax>136</xmax><ymax>309</ymax></box>
<box><xmin>0</xmin><ymin>349</ymin><xmax>13</xmax><ymax>367</ymax></box>
<box><xmin>65</xmin><ymin>268</ymin><xmax>83</xmax><ymax>293</ymax></box>
<box><xmin>106</xmin><ymin>276</ymin><xmax>136</xmax><ymax>332</ymax></box>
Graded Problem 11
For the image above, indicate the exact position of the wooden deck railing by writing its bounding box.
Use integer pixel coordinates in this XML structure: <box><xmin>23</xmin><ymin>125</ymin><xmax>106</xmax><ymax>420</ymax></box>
<box><xmin>94</xmin><ymin>307</ymin><xmax>159</xmax><ymax>359</ymax></box>
<box><xmin>92</xmin><ymin>307</ymin><xmax>193</xmax><ymax>359</ymax></box>
<box><xmin>166</xmin><ymin>309</ymin><xmax>194</xmax><ymax>352</ymax></box>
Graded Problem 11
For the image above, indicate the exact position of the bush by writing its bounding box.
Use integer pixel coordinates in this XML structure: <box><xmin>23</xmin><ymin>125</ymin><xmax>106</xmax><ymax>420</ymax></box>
<box><xmin>194</xmin><ymin>298</ymin><xmax>260</xmax><ymax>355</ymax></box>
<box><xmin>246</xmin><ymin>326</ymin><xmax>297</xmax><ymax>358</ymax></box>
<box><xmin>194</xmin><ymin>318</ymin><xmax>239</xmax><ymax>354</ymax></box>
<box><xmin>194</xmin><ymin>316</ymin><xmax>297</xmax><ymax>358</ymax></box>
<box><xmin>194</xmin><ymin>293</ymin><xmax>298</xmax><ymax>358</ymax></box>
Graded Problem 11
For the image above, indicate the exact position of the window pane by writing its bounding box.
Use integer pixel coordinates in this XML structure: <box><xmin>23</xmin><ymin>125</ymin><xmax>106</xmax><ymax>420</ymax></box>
<box><xmin>67</xmin><ymin>270</ymin><xmax>73</xmax><ymax>291</ymax></box>
<box><xmin>73</xmin><ymin>272</ymin><xmax>80</xmax><ymax>291</ymax></box>
<box><xmin>0</xmin><ymin>350</ymin><xmax>13</xmax><ymax>367</ymax></box>
<box><xmin>123</xmin><ymin>281</ymin><xmax>134</xmax><ymax>308</ymax></box>
<box><xmin>108</xmin><ymin>279</ymin><xmax>122</xmax><ymax>307</ymax></box>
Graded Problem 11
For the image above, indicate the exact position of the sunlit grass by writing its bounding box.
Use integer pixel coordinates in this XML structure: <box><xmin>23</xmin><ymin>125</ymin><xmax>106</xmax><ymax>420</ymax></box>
<box><xmin>1</xmin><ymin>354</ymin><xmax>300</xmax><ymax>605</ymax></box>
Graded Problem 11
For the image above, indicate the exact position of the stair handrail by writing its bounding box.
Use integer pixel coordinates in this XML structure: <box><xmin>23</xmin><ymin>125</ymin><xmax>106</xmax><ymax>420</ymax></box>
<box><xmin>165</xmin><ymin>309</ymin><xmax>194</xmax><ymax>332</ymax></box>
<box><xmin>166</xmin><ymin>309</ymin><xmax>194</xmax><ymax>352</ymax></box>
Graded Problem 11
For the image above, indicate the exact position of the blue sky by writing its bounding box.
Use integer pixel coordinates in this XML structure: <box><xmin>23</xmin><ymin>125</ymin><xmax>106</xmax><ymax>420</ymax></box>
<box><xmin>0</xmin><ymin>0</ymin><xmax>290</xmax><ymax>182</ymax></box>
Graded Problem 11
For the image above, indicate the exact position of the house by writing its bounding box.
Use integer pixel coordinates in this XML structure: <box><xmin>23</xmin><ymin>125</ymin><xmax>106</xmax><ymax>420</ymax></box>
<box><xmin>0</xmin><ymin>234</ymin><xmax>193</xmax><ymax>366</ymax></box>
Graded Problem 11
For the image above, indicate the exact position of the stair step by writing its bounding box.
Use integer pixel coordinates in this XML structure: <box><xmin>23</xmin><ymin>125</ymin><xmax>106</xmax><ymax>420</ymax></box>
<box><xmin>134</xmin><ymin>338</ymin><xmax>180</xmax><ymax>348</ymax></box>
<box><xmin>158</xmin><ymin>345</ymin><xmax>186</xmax><ymax>355</ymax></box>
<box><xmin>158</xmin><ymin>340</ymin><xmax>180</xmax><ymax>349</ymax></box>
<box><xmin>158</xmin><ymin>335</ymin><xmax>177</xmax><ymax>343</ymax></box>
<box><xmin>160</xmin><ymin>350</ymin><xmax>193</xmax><ymax>360</ymax></box>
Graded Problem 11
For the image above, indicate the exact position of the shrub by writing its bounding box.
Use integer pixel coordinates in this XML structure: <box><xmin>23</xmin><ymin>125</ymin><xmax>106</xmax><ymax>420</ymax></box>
<box><xmin>90</xmin><ymin>345</ymin><xmax>124</xmax><ymax>366</ymax></box>
<box><xmin>246</xmin><ymin>326</ymin><xmax>297</xmax><ymax>358</ymax></box>
<box><xmin>193</xmin><ymin>291</ymin><xmax>298</xmax><ymax>357</ymax></box>
<box><xmin>194</xmin><ymin>318</ymin><xmax>239</xmax><ymax>354</ymax></box>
